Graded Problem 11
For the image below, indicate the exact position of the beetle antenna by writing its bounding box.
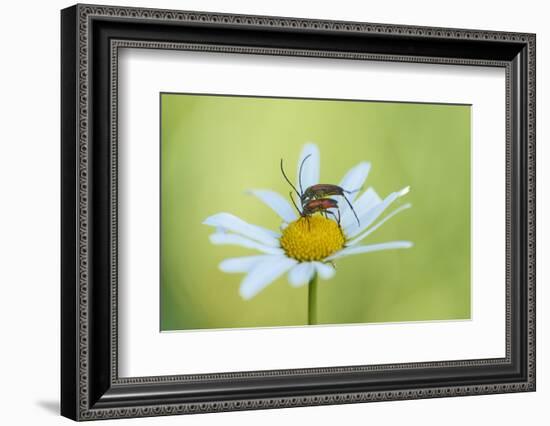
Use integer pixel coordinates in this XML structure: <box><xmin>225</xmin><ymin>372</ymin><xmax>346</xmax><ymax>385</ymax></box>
<box><xmin>343</xmin><ymin>186</ymin><xmax>363</xmax><ymax>195</ymax></box>
<box><xmin>280</xmin><ymin>158</ymin><xmax>301</xmax><ymax>198</ymax></box>
<box><xmin>342</xmin><ymin>194</ymin><xmax>361</xmax><ymax>227</ymax></box>
<box><xmin>289</xmin><ymin>191</ymin><xmax>302</xmax><ymax>215</ymax></box>
<box><xmin>298</xmin><ymin>154</ymin><xmax>312</xmax><ymax>195</ymax></box>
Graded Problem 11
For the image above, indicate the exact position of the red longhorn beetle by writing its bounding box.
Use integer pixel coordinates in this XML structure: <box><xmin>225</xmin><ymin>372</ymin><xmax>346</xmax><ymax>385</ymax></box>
<box><xmin>282</xmin><ymin>188</ymin><xmax>341</xmax><ymax>224</ymax></box>
<box><xmin>301</xmin><ymin>197</ymin><xmax>341</xmax><ymax>224</ymax></box>
<box><xmin>280</xmin><ymin>154</ymin><xmax>361</xmax><ymax>226</ymax></box>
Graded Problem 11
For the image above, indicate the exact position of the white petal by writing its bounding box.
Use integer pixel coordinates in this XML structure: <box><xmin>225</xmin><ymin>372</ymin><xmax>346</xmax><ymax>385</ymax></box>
<box><xmin>313</xmin><ymin>262</ymin><xmax>336</xmax><ymax>280</ymax></box>
<box><xmin>347</xmin><ymin>203</ymin><xmax>412</xmax><ymax>246</ymax></box>
<box><xmin>219</xmin><ymin>255</ymin><xmax>273</xmax><ymax>273</ymax></box>
<box><xmin>239</xmin><ymin>256</ymin><xmax>297</xmax><ymax>300</ymax></box>
<box><xmin>345</xmin><ymin>186</ymin><xmax>410</xmax><ymax>238</ymax></box>
<box><xmin>210</xmin><ymin>233</ymin><xmax>284</xmax><ymax>255</ymax></box>
<box><xmin>288</xmin><ymin>262</ymin><xmax>315</xmax><ymax>287</ymax></box>
<box><xmin>296</xmin><ymin>143</ymin><xmax>320</xmax><ymax>194</ymax></box>
<box><xmin>341</xmin><ymin>187</ymin><xmax>381</xmax><ymax>230</ymax></box>
<box><xmin>326</xmin><ymin>241</ymin><xmax>413</xmax><ymax>260</ymax></box>
<box><xmin>203</xmin><ymin>212</ymin><xmax>280</xmax><ymax>246</ymax></box>
<box><xmin>247</xmin><ymin>190</ymin><xmax>298</xmax><ymax>223</ymax></box>
<box><xmin>339</xmin><ymin>162</ymin><xmax>371</xmax><ymax>202</ymax></box>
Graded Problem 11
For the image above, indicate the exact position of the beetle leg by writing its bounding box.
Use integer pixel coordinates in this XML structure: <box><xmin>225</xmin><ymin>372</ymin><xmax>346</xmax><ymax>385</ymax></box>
<box><xmin>325</xmin><ymin>209</ymin><xmax>341</xmax><ymax>227</ymax></box>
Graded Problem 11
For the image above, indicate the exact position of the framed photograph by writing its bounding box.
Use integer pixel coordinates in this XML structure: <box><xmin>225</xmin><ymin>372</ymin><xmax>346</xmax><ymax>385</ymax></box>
<box><xmin>61</xmin><ymin>4</ymin><xmax>536</xmax><ymax>421</ymax></box>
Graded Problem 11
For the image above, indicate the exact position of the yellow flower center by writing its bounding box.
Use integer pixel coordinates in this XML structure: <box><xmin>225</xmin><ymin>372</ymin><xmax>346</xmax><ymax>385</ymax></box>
<box><xmin>280</xmin><ymin>216</ymin><xmax>345</xmax><ymax>262</ymax></box>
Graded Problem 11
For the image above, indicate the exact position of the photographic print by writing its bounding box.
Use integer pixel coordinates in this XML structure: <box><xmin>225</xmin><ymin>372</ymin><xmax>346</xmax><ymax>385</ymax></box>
<box><xmin>160</xmin><ymin>93</ymin><xmax>471</xmax><ymax>331</ymax></box>
<box><xmin>61</xmin><ymin>7</ymin><xmax>535</xmax><ymax>417</ymax></box>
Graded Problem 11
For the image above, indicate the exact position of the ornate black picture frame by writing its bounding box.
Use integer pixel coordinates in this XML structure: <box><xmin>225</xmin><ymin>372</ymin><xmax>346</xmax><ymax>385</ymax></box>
<box><xmin>61</xmin><ymin>3</ymin><xmax>536</xmax><ymax>421</ymax></box>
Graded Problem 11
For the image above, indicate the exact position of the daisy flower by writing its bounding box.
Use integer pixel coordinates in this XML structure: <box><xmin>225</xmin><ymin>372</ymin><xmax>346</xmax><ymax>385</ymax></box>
<box><xmin>203</xmin><ymin>143</ymin><xmax>413</xmax><ymax>312</ymax></box>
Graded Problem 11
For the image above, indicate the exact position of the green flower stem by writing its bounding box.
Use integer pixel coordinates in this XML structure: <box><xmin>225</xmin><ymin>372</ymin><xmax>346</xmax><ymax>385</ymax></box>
<box><xmin>308</xmin><ymin>274</ymin><xmax>318</xmax><ymax>325</ymax></box>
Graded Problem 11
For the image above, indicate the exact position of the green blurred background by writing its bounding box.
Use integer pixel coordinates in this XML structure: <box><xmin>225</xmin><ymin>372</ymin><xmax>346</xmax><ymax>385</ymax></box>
<box><xmin>160</xmin><ymin>93</ymin><xmax>471</xmax><ymax>331</ymax></box>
